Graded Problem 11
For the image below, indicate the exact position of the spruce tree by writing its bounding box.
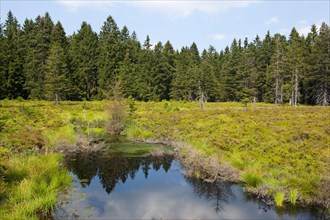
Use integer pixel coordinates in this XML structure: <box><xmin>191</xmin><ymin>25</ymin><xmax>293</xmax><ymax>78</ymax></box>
<box><xmin>200</xmin><ymin>47</ymin><xmax>219</xmax><ymax>101</ymax></box>
<box><xmin>23</xmin><ymin>12</ymin><xmax>54</xmax><ymax>99</ymax></box>
<box><xmin>309</xmin><ymin>23</ymin><xmax>330</xmax><ymax>105</ymax></box>
<box><xmin>117</xmin><ymin>30</ymin><xmax>142</xmax><ymax>99</ymax></box>
<box><xmin>236</xmin><ymin>42</ymin><xmax>258</xmax><ymax>101</ymax></box>
<box><xmin>264</xmin><ymin>34</ymin><xmax>287</xmax><ymax>104</ymax></box>
<box><xmin>98</xmin><ymin>16</ymin><xmax>121</xmax><ymax>97</ymax></box>
<box><xmin>171</xmin><ymin>43</ymin><xmax>201</xmax><ymax>101</ymax></box>
<box><xmin>44</xmin><ymin>43</ymin><xmax>68</xmax><ymax>103</ymax></box>
<box><xmin>3</xmin><ymin>11</ymin><xmax>25</xmax><ymax>99</ymax></box>
<box><xmin>285</xmin><ymin>28</ymin><xmax>305</xmax><ymax>106</ymax></box>
<box><xmin>69</xmin><ymin>22</ymin><xmax>99</xmax><ymax>100</ymax></box>
<box><xmin>257</xmin><ymin>31</ymin><xmax>275</xmax><ymax>101</ymax></box>
<box><xmin>0</xmin><ymin>23</ymin><xmax>8</xmax><ymax>99</ymax></box>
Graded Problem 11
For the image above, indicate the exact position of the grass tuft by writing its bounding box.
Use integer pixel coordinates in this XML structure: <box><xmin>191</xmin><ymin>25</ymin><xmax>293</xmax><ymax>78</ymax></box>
<box><xmin>275</xmin><ymin>191</ymin><xmax>285</xmax><ymax>207</ymax></box>
<box><xmin>1</xmin><ymin>153</ymin><xmax>71</xmax><ymax>219</ymax></box>
<box><xmin>289</xmin><ymin>188</ymin><xmax>299</xmax><ymax>205</ymax></box>
<box><xmin>241</xmin><ymin>171</ymin><xmax>263</xmax><ymax>188</ymax></box>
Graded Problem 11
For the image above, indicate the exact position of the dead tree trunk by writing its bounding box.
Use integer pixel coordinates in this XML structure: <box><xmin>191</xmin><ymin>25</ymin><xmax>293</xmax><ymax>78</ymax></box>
<box><xmin>55</xmin><ymin>93</ymin><xmax>59</xmax><ymax>105</ymax></box>
<box><xmin>294</xmin><ymin>69</ymin><xmax>299</xmax><ymax>106</ymax></box>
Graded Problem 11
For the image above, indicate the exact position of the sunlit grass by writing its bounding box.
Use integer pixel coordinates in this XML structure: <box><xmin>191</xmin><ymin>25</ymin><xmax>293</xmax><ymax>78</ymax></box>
<box><xmin>275</xmin><ymin>191</ymin><xmax>285</xmax><ymax>207</ymax></box>
<box><xmin>289</xmin><ymin>188</ymin><xmax>299</xmax><ymax>205</ymax></box>
<box><xmin>241</xmin><ymin>171</ymin><xmax>263</xmax><ymax>188</ymax></box>
<box><xmin>0</xmin><ymin>100</ymin><xmax>329</xmax><ymax>207</ymax></box>
<box><xmin>0</xmin><ymin>154</ymin><xmax>71</xmax><ymax>219</ymax></box>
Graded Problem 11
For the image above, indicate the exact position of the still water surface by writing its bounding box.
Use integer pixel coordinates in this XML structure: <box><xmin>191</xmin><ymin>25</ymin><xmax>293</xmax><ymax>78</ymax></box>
<box><xmin>54</xmin><ymin>150</ymin><xmax>324</xmax><ymax>219</ymax></box>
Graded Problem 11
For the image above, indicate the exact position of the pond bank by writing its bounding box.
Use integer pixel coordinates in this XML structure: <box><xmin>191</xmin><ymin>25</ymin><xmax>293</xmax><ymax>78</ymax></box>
<box><xmin>42</xmin><ymin>126</ymin><xmax>328</xmax><ymax>212</ymax></box>
<box><xmin>55</xmin><ymin>149</ymin><xmax>326</xmax><ymax>219</ymax></box>
<box><xmin>129</xmin><ymin>137</ymin><xmax>329</xmax><ymax>211</ymax></box>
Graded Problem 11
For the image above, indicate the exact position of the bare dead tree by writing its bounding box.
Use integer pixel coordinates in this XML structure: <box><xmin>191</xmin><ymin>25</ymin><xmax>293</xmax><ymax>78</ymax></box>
<box><xmin>315</xmin><ymin>85</ymin><xmax>330</xmax><ymax>106</ymax></box>
<box><xmin>107</xmin><ymin>81</ymin><xmax>127</xmax><ymax>135</ymax></box>
<box><xmin>197</xmin><ymin>82</ymin><xmax>207</xmax><ymax>111</ymax></box>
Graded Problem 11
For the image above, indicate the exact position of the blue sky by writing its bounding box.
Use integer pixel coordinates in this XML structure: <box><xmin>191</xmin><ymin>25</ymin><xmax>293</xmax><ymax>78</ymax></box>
<box><xmin>1</xmin><ymin>1</ymin><xmax>329</xmax><ymax>52</ymax></box>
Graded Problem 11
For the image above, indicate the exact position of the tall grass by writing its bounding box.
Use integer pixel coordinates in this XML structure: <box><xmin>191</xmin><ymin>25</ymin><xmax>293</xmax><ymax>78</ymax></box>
<box><xmin>241</xmin><ymin>171</ymin><xmax>263</xmax><ymax>188</ymax></box>
<box><xmin>274</xmin><ymin>191</ymin><xmax>285</xmax><ymax>207</ymax></box>
<box><xmin>289</xmin><ymin>188</ymin><xmax>299</xmax><ymax>205</ymax></box>
<box><xmin>1</xmin><ymin>153</ymin><xmax>71</xmax><ymax>219</ymax></box>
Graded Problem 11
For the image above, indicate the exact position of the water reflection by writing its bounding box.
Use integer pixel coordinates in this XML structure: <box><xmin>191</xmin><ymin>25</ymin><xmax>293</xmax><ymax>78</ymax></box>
<box><xmin>56</xmin><ymin>151</ymin><xmax>325</xmax><ymax>219</ymax></box>
<box><xmin>64</xmin><ymin>152</ymin><xmax>174</xmax><ymax>194</ymax></box>
<box><xmin>185</xmin><ymin>177</ymin><xmax>234</xmax><ymax>214</ymax></box>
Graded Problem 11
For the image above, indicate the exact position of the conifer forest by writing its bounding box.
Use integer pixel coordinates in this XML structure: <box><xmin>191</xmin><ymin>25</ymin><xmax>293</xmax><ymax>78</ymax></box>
<box><xmin>1</xmin><ymin>11</ymin><xmax>329</xmax><ymax>105</ymax></box>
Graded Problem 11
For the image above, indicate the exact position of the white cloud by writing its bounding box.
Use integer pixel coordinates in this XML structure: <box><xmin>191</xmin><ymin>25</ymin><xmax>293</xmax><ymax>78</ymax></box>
<box><xmin>264</xmin><ymin>16</ymin><xmax>279</xmax><ymax>25</ymax></box>
<box><xmin>297</xmin><ymin>19</ymin><xmax>324</xmax><ymax>36</ymax></box>
<box><xmin>278</xmin><ymin>19</ymin><xmax>324</xmax><ymax>37</ymax></box>
<box><xmin>297</xmin><ymin>25</ymin><xmax>311</xmax><ymax>37</ymax></box>
<box><xmin>210</xmin><ymin>34</ymin><xmax>226</xmax><ymax>41</ymax></box>
<box><xmin>57</xmin><ymin>0</ymin><xmax>261</xmax><ymax>18</ymax></box>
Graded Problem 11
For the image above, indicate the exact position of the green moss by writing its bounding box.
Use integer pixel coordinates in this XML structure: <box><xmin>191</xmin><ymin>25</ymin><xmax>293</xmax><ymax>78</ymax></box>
<box><xmin>105</xmin><ymin>143</ymin><xmax>163</xmax><ymax>157</ymax></box>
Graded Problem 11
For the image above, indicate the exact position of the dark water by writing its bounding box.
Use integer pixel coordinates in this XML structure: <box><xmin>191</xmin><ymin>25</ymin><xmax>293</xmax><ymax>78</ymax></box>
<box><xmin>55</xmin><ymin>150</ymin><xmax>326</xmax><ymax>219</ymax></box>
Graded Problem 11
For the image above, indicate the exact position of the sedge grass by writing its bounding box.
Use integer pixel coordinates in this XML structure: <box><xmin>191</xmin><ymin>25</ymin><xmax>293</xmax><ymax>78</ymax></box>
<box><xmin>275</xmin><ymin>191</ymin><xmax>285</xmax><ymax>207</ymax></box>
<box><xmin>1</xmin><ymin>153</ymin><xmax>71</xmax><ymax>219</ymax></box>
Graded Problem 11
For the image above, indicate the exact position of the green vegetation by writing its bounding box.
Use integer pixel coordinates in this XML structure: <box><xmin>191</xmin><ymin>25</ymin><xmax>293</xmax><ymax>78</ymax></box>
<box><xmin>289</xmin><ymin>188</ymin><xmax>299</xmax><ymax>205</ymax></box>
<box><xmin>0</xmin><ymin>154</ymin><xmax>71</xmax><ymax>219</ymax></box>
<box><xmin>0</xmin><ymin>100</ymin><xmax>107</xmax><ymax>218</ymax></box>
<box><xmin>125</xmin><ymin>101</ymin><xmax>330</xmax><ymax>206</ymax></box>
<box><xmin>242</xmin><ymin>171</ymin><xmax>263</xmax><ymax>188</ymax></box>
<box><xmin>0</xmin><ymin>100</ymin><xmax>329</xmax><ymax>214</ymax></box>
<box><xmin>275</xmin><ymin>191</ymin><xmax>285</xmax><ymax>207</ymax></box>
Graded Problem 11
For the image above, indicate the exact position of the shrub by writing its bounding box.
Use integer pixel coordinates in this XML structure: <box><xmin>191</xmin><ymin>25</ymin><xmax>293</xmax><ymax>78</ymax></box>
<box><xmin>107</xmin><ymin>81</ymin><xmax>127</xmax><ymax>135</ymax></box>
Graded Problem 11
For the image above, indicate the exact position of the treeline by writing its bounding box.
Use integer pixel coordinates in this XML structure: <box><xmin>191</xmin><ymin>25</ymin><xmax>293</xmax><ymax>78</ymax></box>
<box><xmin>0</xmin><ymin>11</ymin><xmax>329</xmax><ymax>105</ymax></box>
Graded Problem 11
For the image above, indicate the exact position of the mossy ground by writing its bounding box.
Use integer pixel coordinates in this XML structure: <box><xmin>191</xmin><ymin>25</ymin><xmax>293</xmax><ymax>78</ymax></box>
<box><xmin>0</xmin><ymin>100</ymin><xmax>107</xmax><ymax>218</ymax></box>
<box><xmin>0</xmin><ymin>100</ymin><xmax>329</xmax><ymax>213</ymax></box>
<box><xmin>126</xmin><ymin>101</ymin><xmax>329</xmax><ymax>206</ymax></box>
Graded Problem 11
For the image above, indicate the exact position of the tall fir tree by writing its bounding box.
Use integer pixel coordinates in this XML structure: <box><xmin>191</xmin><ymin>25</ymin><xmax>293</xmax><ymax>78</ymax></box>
<box><xmin>285</xmin><ymin>28</ymin><xmax>305</xmax><ymax>106</ymax></box>
<box><xmin>44</xmin><ymin>43</ymin><xmax>69</xmax><ymax>103</ymax></box>
<box><xmin>264</xmin><ymin>34</ymin><xmax>287</xmax><ymax>104</ymax></box>
<box><xmin>3</xmin><ymin>11</ymin><xmax>25</xmax><ymax>99</ymax></box>
<box><xmin>98</xmin><ymin>16</ymin><xmax>121</xmax><ymax>97</ymax></box>
<box><xmin>117</xmin><ymin>30</ymin><xmax>141</xmax><ymax>99</ymax></box>
<box><xmin>308</xmin><ymin>23</ymin><xmax>330</xmax><ymax>105</ymax></box>
<box><xmin>236</xmin><ymin>41</ymin><xmax>258</xmax><ymax>101</ymax></box>
<box><xmin>0</xmin><ymin>22</ymin><xmax>8</xmax><ymax>99</ymax></box>
<box><xmin>257</xmin><ymin>31</ymin><xmax>275</xmax><ymax>101</ymax></box>
<box><xmin>23</xmin><ymin>12</ymin><xmax>54</xmax><ymax>99</ymax></box>
<box><xmin>171</xmin><ymin>43</ymin><xmax>201</xmax><ymax>100</ymax></box>
<box><xmin>69</xmin><ymin>22</ymin><xmax>99</xmax><ymax>100</ymax></box>
<box><xmin>200</xmin><ymin>47</ymin><xmax>219</xmax><ymax>101</ymax></box>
